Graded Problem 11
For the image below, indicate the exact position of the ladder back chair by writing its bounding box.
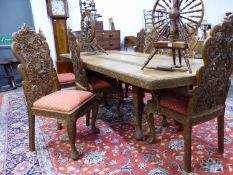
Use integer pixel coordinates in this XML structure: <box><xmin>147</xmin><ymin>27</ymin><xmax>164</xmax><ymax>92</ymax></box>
<box><xmin>11</xmin><ymin>24</ymin><xmax>100</xmax><ymax>160</ymax></box>
<box><xmin>67</xmin><ymin>28</ymin><xmax>123</xmax><ymax>120</ymax></box>
<box><xmin>146</xmin><ymin>14</ymin><xmax>233</xmax><ymax>172</ymax></box>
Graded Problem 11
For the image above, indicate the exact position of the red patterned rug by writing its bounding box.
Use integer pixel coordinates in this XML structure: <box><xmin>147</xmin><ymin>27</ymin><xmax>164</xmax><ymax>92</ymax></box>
<box><xmin>1</xmin><ymin>91</ymin><xmax>233</xmax><ymax>175</ymax></box>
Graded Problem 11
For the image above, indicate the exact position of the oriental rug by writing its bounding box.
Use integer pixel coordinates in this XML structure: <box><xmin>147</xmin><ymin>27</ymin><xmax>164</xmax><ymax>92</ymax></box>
<box><xmin>0</xmin><ymin>94</ymin><xmax>2</xmax><ymax>112</ymax></box>
<box><xmin>1</xmin><ymin>91</ymin><xmax>233</xmax><ymax>175</ymax></box>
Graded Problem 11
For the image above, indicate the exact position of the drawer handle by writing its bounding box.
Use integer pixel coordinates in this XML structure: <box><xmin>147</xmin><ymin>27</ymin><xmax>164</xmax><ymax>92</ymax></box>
<box><xmin>109</xmin><ymin>43</ymin><xmax>113</xmax><ymax>46</ymax></box>
<box><xmin>109</xmin><ymin>34</ymin><xmax>113</xmax><ymax>37</ymax></box>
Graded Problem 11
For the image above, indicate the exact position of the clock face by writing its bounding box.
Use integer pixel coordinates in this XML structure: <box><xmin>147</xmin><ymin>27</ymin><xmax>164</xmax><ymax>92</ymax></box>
<box><xmin>51</xmin><ymin>0</ymin><xmax>65</xmax><ymax>16</ymax></box>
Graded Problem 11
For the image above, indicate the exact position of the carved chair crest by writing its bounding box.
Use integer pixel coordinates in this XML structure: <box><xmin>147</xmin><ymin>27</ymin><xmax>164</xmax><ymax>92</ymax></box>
<box><xmin>67</xmin><ymin>28</ymin><xmax>89</xmax><ymax>90</ymax></box>
<box><xmin>11</xmin><ymin>24</ymin><xmax>60</xmax><ymax>108</ymax></box>
<box><xmin>192</xmin><ymin>14</ymin><xmax>233</xmax><ymax>113</ymax></box>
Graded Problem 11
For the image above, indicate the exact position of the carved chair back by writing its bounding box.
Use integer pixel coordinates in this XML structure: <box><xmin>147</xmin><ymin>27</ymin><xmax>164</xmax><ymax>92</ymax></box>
<box><xmin>11</xmin><ymin>25</ymin><xmax>60</xmax><ymax>109</ymax></box>
<box><xmin>191</xmin><ymin>14</ymin><xmax>233</xmax><ymax>114</ymax></box>
<box><xmin>67</xmin><ymin>28</ymin><xmax>89</xmax><ymax>90</ymax></box>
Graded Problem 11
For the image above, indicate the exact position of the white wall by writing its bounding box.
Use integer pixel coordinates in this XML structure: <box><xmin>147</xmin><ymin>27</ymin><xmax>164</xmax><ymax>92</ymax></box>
<box><xmin>203</xmin><ymin>0</ymin><xmax>233</xmax><ymax>25</ymax></box>
<box><xmin>30</xmin><ymin>0</ymin><xmax>233</xmax><ymax>64</ymax></box>
<box><xmin>30</xmin><ymin>0</ymin><xmax>56</xmax><ymax>66</ymax></box>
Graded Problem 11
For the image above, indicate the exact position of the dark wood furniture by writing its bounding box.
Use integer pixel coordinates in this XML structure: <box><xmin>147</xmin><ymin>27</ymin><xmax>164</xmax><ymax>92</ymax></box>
<box><xmin>60</xmin><ymin>50</ymin><xmax>203</xmax><ymax>141</ymax></box>
<box><xmin>74</xmin><ymin>30</ymin><xmax>120</xmax><ymax>51</ymax></box>
<box><xmin>68</xmin><ymin>28</ymin><xmax>123</xmax><ymax>117</ymax></box>
<box><xmin>11</xmin><ymin>24</ymin><xmax>99</xmax><ymax>160</ymax></box>
<box><xmin>46</xmin><ymin>0</ymin><xmax>70</xmax><ymax>74</ymax></box>
<box><xmin>0</xmin><ymin>59</ymin><xmax>17</xmax><ymax>91</ymax></box>
<box><xmin>93</xmin><ymin>30</ymin><xmax>121</xmax><ymax>50</ymax></box>
<box><xmin>124</xmin><ymin>36</ymin><xmax>137</xmax><ymax>51</ymax></box>
<box><xmin>146</xmin><ymin>14</ymin><xmax>233</xmax><ymax>172</ymax></box>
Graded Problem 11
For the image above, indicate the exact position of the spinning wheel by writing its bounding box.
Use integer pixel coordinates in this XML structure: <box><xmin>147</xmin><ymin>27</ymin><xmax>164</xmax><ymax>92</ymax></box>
<box><xmin>79</xmin><ymin>1</ymin><xmax>107</xmax><ymax>54</ymax></box>
<box><xmin>152</xmin><ymin>0</ymin><xmax>204</xmax><ymax>41</ymax></box>
<box><xmin>141</xmin><ymin>0</ymin><xmax>204</xmax><ymax>72</ymax></box>
<box><xmin>81</xmin><ymin>10</ymin><xmax>96</xmax><ymax>43</ymax></box>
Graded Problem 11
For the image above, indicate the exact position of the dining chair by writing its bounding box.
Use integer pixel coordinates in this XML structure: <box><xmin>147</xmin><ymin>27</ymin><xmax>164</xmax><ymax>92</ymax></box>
<box><xmin>11</xmin><ymin>24</ymin><xmax>100</xmax><ymax>160</ymax></box>
<box><xmin>67</xmin><ymin>28</ymin><xmax>123</xmax><ymax>120</ymax></box>
<box><xmin>145</xmin><ymin>14</ymin><xmax>233</xmax><ymax>172</ymax></box>
<box><xmin>57</xmin><ymin>72</ymin><xmax>75</xmax><ymax>88</ymax></box>
<box><xmin>124</xmin><ymin>36</ymin><xmax>137</xmax><ymax>51</ymax></box>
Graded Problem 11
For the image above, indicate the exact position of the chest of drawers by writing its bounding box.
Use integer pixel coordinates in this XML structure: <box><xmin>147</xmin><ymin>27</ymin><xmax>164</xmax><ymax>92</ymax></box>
<box><xmin>75</xmin><ymin>30</ymin><xmax>121</xmax><ymax>50</ymax></box>
<box><xmin>95</xmin><ymin>30</ymin><xmax>120</xmax><ymax>50</ymax></box>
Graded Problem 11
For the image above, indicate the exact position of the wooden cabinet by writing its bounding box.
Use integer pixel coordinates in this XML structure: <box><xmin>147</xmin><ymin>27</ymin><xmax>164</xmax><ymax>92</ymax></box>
<box><xmin>75</xmin><ymin>30</ymin><xmax>121</xmax><ymax>50</ymax></box>
<box><xmin>95</xmin><ymin>30</ymin><xmax>120</xmax><ymax>50</ymax></box>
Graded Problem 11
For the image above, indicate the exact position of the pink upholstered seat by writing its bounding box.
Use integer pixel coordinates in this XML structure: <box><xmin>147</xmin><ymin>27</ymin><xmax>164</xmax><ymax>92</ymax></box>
<box><xmin>58</xmin><ymin>73</ymin><xmax>75</xmax><ymax>84</ymax></box>
<box><xmin>88</xmin><ymin>77</ymin><xmax>112</xmax><ymax>90</ymax></box>
<box><xmin>159</xmin><ymin>92</ymin><xmax>188</xmax><ymax>115</ymax></box>
<box><xmin>33</xmin><ymin>90</ymin><xmax>94</xmax><ymax>112</ymax></box>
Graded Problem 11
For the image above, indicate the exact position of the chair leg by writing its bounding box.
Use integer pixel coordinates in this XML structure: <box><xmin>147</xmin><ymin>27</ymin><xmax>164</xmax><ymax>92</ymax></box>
<box><xmin>67</xmin><ymin>119</ymin><xmax>79</xmax><ymax>160</ymax></box>
<box><xmin>57</xmin><ymin>119</ymin><xmax>63</xmax><ymax>130</ymax></box>
<box><xmin>29</xmin><ymin>114</ymin><xmax>35</xmax><ymax>151</ymax></box>
<box><xmin>86</xmin><ymin>111</ymin><xmax>90</xmax><ymax>126</ymax></box>
<box><xmin>217</xmin><ymin>115</ymin><xmax>224</xmax><ymax>154</ymax></box>
<box><xmin>125</xmin><ymin>83</ymin><xmax>129</xmax><ymax>98</ymax></box>
<box><xmin>103</xmin><ymin>93</ymin><xmax>108</xmax><ymax>107</ymax></box>
<box><xmin>174</xmin><ymin>120</ymin><xmax>183</xmax><ymax>131</ymax></box>
<box><xmin>184</xmin><ymin>123</ymin><xmax>192</xmax><ymax>173</ymax></box>
<box><xmin>145</xmin><ymin>99</ymin><xmax>156</xmax><ymax>143</ymax></box>
<box><xmin>162</xmin><ymin>115</ymin><xmax>168</xmax><ymax>127</ymax></box>
<box><xmin>116</xmin><ymin>87</ymin><xmax>124</xmax><ymax>117</ymax></box>
<box><xmin>91</xmin><ymin>101</ymin><xmax>100</xmax><ymax>133</ymax></box>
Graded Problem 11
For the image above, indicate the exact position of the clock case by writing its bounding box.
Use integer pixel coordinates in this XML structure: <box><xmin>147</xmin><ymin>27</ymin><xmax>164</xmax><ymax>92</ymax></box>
<box><xmin>46</xmin><ymin>0</ymin><xmax>69</xmax><ymax>18</ymax></box>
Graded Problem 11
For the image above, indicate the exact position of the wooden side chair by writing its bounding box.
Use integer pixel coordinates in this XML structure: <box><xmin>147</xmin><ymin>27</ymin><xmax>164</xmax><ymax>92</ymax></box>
<box><xmin>124</xmin><ymin>36</ymin><xmax>137</xmax><ymax>51</ymax></box>
<box><xmin>57</xmin><ymin>72</ymin><xmax>75</xmax><ymax>88</ymax></box>
<box><xmin>11</xmin><ymin>24</ymin><xmax>100</xmax><ymax>160</ymax></box>
<box><xmin>146</xmin><ymin>14</ymin><xmax>233</xmax><ymax>172</ymax></box>
<box><xmin>67</xmin><ymin>28</ymin><xmax>123</xmax><ymax>119</ymax></box>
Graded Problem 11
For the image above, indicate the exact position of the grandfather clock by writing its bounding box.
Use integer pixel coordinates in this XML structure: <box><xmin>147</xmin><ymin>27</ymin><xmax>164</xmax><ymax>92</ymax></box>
<box><xmin>46</xmin><ymin>0</ymin><xmax>72</xmax><ymax>73</ymax></box>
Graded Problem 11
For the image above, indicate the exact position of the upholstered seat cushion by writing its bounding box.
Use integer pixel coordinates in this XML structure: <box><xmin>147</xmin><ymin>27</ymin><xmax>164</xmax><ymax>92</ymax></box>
<box><xmin>57</xmin><ymin>73</ymin><xmax>75</xmax><ymax>84</ymax></box>
<box><xmin>88</xmin><ymin>77</ymin><xmax>112</xmax><ymax>90</ymax></box>
<box><xmin>33</xmin><ymin>90</ymin><xmax>94</xmax><ymax>112</ymax></box>
<box><xmin>159</xmin><ymin>92</ymin><xmax>188</xmax><ymax>115</ymax></box>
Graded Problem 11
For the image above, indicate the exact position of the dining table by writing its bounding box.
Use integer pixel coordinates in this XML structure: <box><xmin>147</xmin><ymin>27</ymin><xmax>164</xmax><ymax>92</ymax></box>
<box><xmin>60</xmin><ymin>50</ymin><xmax>203</xmax><ymax>140</ymax></box>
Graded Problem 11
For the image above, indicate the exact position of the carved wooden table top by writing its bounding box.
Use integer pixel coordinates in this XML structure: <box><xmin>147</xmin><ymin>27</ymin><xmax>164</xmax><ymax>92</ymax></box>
<box><xmin>60</xmin><ymin>50</ymin><xmax>203</xmax><ymax>90</ymax></box>
<box><xmin>60</xmin><ymin>50</ymin><xmax>203</xmax><ymax>140</ymax></box>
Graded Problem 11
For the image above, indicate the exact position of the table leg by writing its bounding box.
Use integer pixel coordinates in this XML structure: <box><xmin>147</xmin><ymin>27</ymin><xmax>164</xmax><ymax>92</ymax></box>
<box><xmin>132</xmin><ymin>86</ymin><xmax>144</xmax><ymax>140</ymax></box>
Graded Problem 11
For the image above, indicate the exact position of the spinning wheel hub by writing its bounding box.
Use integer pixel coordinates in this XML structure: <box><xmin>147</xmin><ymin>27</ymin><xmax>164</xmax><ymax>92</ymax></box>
<box><xmin>169</xmin><ymin>7</ymin><xmax>179</xmax><ymax>20</ymax></box>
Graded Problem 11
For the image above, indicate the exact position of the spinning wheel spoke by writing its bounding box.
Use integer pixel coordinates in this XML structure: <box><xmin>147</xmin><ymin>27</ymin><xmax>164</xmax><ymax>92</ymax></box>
<box><xmin>161</xmin><ymin>0</ymin><xmax>172</xmax><ymax>9</ymax></box>
<box><xmin>154</xmin><ymin>21</ymin><xmax>168</xmax><ymax>31</ymax></box>
<box><xmin>157</xmin><ymin>3</ymin><xmax>169</xmax><ymax>10</ymax></box>
<box><xmin>188</xmin><ymin>15</ymin><xmax>202</xmax><ymax>19</ymax></box>
<box><xmin>180</xmin><ymin>15</ymin><xmax>199</xmax><ymax>25</ymax></box>
<box><xmin>180</xmin><ymin>9</ymin><xmax>203</xmax><ymax>14</ymax></box>
<box><xmin>154</xmin><ymin>9</ymin><xmax>169</xmax><ymax>14</ymax></box>
<box><xmin>180</xmin><ymin>0</ymin><xmax>198</xmax><ymax>12</ymax></box>
<box><xmin>186</xmin><ymin>23</ymin><xmax>196</xmax><ymax>31</ymax></box>
<box><xmin>188</xmin><ymin>2</ymin><xmax>202</xmax><ymax>10</ymax></box>
<box><xmin>154</xmin><ymin>17</ymin><xmax>169</xmax><ymax>25</ymax></box>
<box><xmin>178</xmin><ymin>0</ymin><xmax>185</xmax><ymax>8</ymax></box>
<box><xmin>178</xmin><ymin>18</ymin><xmax>191</xmax><ymax>38</ymax></box>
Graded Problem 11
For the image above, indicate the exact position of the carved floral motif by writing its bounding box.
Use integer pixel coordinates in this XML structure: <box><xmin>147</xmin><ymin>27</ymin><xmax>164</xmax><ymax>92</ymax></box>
<box><xmin>11</xmin><ymin>24</ymin><xmax>60</xmax><ymax>108</ymax></box>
